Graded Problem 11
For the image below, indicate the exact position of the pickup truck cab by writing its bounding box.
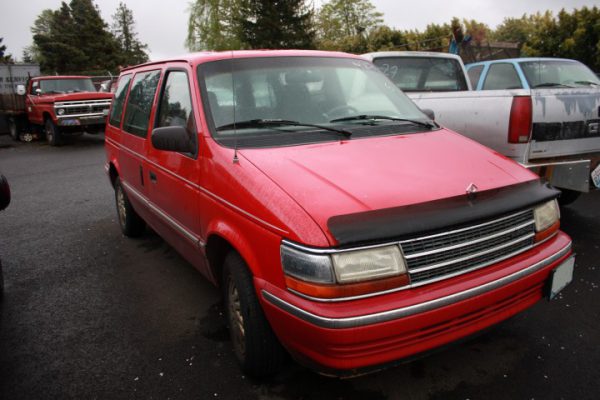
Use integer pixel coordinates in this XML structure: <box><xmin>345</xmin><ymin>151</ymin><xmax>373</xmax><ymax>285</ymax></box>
<box><xmin>105</xmin><ymin>50</ymin><xmax>574</xmax><ymax>377</ymax></box>
<box><xmin>17</xmin><ymin>76</ymin><xmax>112</xmax><ymax>145</ymax></box>
<box><xmin>363</xmin><ymin>52</ymin><xmax>600</xmax><ymax>205</ymax></box>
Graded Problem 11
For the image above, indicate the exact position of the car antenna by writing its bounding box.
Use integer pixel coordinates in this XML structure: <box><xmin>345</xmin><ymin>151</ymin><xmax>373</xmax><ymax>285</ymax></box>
<box><xmin>231</xmin><ymin>50</ymin><xmax>239</xmax><ymax>164</ymax></box>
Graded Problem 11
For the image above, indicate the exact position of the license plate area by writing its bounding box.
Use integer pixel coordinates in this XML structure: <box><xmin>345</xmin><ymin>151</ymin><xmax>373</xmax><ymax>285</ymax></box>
<box><xmin>548</xmin><ymin>256</ymin><xmax>575</xmax><ymax>300</ymax></box>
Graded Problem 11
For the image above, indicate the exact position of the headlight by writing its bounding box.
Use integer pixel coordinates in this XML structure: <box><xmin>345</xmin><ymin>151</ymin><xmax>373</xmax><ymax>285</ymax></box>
<box><xmin>534</xmin><ymin>199</ymin><xmax>560</xmax><ymax>232</ymax></box>
<box><xmin>57</xmin><ymin>108</ymin><xmax>65</xmax><ymax>115</ymax></box>
<box><xmin>331</xmin><ymin>245</ymin><xmax>406</xmax><ymax>283</ymax></box>
<box><xmin>280</xmin><ymin>243</ymin><xmax>409</xmax><ymax>299</ymax></box>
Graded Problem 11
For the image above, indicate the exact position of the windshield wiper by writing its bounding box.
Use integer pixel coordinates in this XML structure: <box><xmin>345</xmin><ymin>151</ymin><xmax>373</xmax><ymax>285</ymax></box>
<box><xmin>330</xmin><ymin>114</ymin><xmax>435</xmax><ymax>129</ymax></box>
<box><xmin>216</xmin><ymin>119</ymin><xmax>352</xmax><ymax>137</ymax></box>
<box><xmin>532</xmin><ymin>82</ymin><xmax>574</xmax><ymax>88</ymax></box>
<box><xmin>574</xmin><ymin>80</ymin><xmax>600</xmax><ymax>87</ymax></box>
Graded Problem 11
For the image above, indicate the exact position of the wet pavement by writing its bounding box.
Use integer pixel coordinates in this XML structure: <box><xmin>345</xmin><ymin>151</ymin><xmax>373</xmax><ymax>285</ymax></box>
<box><xmin>0</xmin><ymin>134</ymin><xmax>598</xmax><ymax>399</ymax></box>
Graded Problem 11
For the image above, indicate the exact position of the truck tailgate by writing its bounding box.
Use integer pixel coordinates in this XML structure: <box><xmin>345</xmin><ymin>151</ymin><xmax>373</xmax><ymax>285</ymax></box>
<box><xmin>529</xmin><ymin>88</ymin><xmax>600</xmax><ymax>159</ymax></box>
<box><xmin>408</xmin><ymin>90</ymin><xmax>530</xmax><ymax>159</ymax></box>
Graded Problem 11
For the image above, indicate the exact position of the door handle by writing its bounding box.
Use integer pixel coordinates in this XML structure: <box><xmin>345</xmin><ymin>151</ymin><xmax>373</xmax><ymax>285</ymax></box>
<box><xmin>149</xmin><ymin>171</ymin><xmax>157</xmax><ymax>183</ymax></box>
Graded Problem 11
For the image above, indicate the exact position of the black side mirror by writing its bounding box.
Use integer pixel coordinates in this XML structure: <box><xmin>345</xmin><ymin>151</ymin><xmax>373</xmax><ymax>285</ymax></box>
<box><xmin>0</xmin><ymin>174</ymin><xmax>11</xmax><ymax>211</ymax></box>
<box><xmin>151</xmin><ymin>126</ymin><xmax>194</xmax><ymax>154</ymax></box>
<box><xmin>421</xmin><ymin>108</ymin><xmax>435</xmax><ymax>121</ymax></box>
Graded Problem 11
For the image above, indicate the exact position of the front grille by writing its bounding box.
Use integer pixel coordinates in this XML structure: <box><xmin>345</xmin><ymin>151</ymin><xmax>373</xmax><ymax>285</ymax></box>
<box><xmin>55</xmin><ymin>100</ymin><xmax>111</xmax><ymax>116</ymax></box>
<box><xmin>401</xmin><ymin>209</ymin><xmax>535</xmax><ymax>285</ymax></box>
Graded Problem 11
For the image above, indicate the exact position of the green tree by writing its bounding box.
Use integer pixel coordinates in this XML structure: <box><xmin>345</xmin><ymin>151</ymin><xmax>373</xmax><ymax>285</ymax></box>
<box><xmin>316</xmin><ymin>0</ymin><xmax>383</xmax><ymax>52</ymax></box>
<box><xmin>366</xmin><ymin>26</ymin><xmax>407</xmax><ymax>52</ymax></box>
<box><xmin>32</xmin><ymin>0</ymin><xmax>121</xmax><ymax>74</ymax></box>
<box><xmin>238</xmin><ymin>0</ymin><xmax>315</xmax><ymax>49</ymax></box>
<box><xmin>186</xmin><ymin>0</ymin><xmax>243</xmax><ymax>51</ymax></box>
<box><xmin>111</xmin><ymin>2</ymin><xmax>149</xmax><ymax>66</ymax></box>
<box><xmin>0</xmin><ymin>38</ymin><xmax>14</xmax><ymax>63</ymax></box>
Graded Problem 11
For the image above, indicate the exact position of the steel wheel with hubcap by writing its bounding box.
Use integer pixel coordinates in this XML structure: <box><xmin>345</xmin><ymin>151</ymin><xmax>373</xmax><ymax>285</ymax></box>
<box><xmin>223</xmin><ymin>251</ymin><xmax>286</xmax><ymax>377</ymax></box>
<box><xmin>114</xmin><ymin>177</ymin><xmax>145</xmax><ymax>237</ymax></box>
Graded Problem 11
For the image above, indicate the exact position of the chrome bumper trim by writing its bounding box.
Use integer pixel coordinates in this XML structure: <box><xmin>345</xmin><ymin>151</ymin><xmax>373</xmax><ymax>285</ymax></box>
<box><xmin>262</xmin><ymin>241</ymin><xmax>572</xmax><ymax>329</ymax></box>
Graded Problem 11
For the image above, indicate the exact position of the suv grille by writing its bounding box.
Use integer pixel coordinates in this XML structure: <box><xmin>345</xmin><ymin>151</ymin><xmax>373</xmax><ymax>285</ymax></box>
<box><xmin>400</xmin><ymin>209</ymin><xmax>535</xmax><ymax>286</ymax></box>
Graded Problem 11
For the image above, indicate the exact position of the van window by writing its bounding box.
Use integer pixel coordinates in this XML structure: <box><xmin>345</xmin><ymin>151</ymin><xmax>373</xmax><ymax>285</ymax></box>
<box><xmin>467</xmin><ymin>65</ymin><xmax>484</xmax><ymax>89</ymax></box>
<box><xmin>122</xmin><ymin>70</ymin><xmax>161</xmax><ymax>138</ymax></box>
<box><xmin>109</xmin><ymin>74</ymin><xmax>132</xmax><ymax>127</ymax></box>
<box><xmin>155</xmin><ymin>70</ymin><xmax>197</xmax><ymax>155</ymax></box>
<box><xmin>482</xmin><ymin>63</ymin><xmax>523</xmax><ymax>90</ymax></box>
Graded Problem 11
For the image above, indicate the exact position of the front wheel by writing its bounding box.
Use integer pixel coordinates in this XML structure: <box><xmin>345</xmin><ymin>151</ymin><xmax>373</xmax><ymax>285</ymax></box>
<box><xmin>223</xmin><ymin>252</ymin><xmax>286</xmax><ymax>377</ymax></box>
<box><xmin>114</xmin><ymin>178</ymin><xmax>145</xmax><ymax>237</ymax></box>
<box><xmin>45</xmin><ymin>118</ymin><xmax>61</xmax><ymax>146</ymax></box>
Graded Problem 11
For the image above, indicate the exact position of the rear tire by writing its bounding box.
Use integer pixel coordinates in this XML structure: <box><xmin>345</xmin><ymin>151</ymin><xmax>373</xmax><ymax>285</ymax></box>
<box><xmin>223</xmin><ymin>251</ymin><xmax>286</xmax><ymax>377</ymax></box>
<box><xmin>114</xmin><ymin>177</ymin><xmax>145</xmax><ymax>237</ymax></box>
<box><xmin>558</xmin><ymin>189</ymin><xmax>581</xmax><ymax>206</ymax></box>
<box><xmin>8</xmin><ymin>117</ymin><xmax>20</xmax><ymax>141</ymax></box>
<box><xmin>45</xmin><ymin>118</ymin><xmax>61</xmax><ymax>146</ymax></box>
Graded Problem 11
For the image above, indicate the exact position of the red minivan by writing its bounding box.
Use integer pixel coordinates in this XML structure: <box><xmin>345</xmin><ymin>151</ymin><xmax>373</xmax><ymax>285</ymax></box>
<box><xmin>104</xmin><ymin>50</ymin><xmax>574</xmax><ymax>377</ymax></box>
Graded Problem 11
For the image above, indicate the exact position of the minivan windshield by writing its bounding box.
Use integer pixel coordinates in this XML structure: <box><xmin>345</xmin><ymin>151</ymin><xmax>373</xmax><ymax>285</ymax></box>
<box><xmin>38</xmin><ymin>78</ymin><xmax>97</xmax><ymax>94</ymax></box>
<box><xmin>372</xmin><ymin>57</ymin><xmax>468</xmax><ymax>92</ymax></box>
<box><xmin>197</xmin><ymin>56</ymin><xmax>435</xmax><ymax>148</ymax></box>
<box><xmin>520</xmin><ymin>60</ymin><xmax>600</xmax><ymax>88</ymax></box>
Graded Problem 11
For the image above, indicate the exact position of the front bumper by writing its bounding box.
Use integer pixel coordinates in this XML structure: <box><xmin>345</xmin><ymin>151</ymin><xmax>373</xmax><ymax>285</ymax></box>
<box><xmin>523</xmin><ymin>157</ymin><xmax>600</xmax><ymax>192</ymax></box>
<box><xmin>258</xmin><ymin>232</ymin><xmax>572</xmax><ymax>375</ymax></box>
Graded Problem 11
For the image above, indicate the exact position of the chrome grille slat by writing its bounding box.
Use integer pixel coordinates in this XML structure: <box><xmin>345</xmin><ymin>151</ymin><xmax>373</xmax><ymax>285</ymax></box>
<box><xmin>402</xmin><ymin>209</ymin><xmax>536</xmax><ymax>284</ymax></box>
<box><xmin>55</xmin><ymin>100</ymin><xmax>111</xmax><ymax>116</ymax></box>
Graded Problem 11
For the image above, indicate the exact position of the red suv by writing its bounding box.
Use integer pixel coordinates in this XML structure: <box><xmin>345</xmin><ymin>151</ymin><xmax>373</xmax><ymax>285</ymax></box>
<box><xmin>104</xmin><ymin>50</ymin><xmax>574</xmax><ymax>377</ymax></box>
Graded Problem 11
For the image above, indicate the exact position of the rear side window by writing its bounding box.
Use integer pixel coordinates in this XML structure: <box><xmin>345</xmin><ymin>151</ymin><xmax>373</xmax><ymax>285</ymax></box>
<box><xmin>155</xmin><ymin>70</ymin><xmax>197</xmax><ymax>156</ymax></box>
<box><xmin>482</xmin><ymin>63</ymin><xmax>523</xmax><ymax>90</ymax></box>
<box><xmin>122</xmin><ymin>70</ymin><xmax>161</xmax><ymax>138</ymax></box>
<box><xmin>109</xmin><ymin>74</ymin><xmax>132</xmax><ymax>127</ymax></box>
<box><xmin>467</xmin><ymin>65</ymin><xmax>484</xmax><ymax>89</ymax></box>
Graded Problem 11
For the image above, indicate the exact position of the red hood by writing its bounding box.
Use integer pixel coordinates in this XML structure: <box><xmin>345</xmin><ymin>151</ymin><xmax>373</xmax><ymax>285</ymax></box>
<box><xmin>37</xmin><ymin>92</ymin><xmax>113</xmax><ymax>103</ymax></box>
<box><xmin>239</xmin><ymin>129</ymin><xmax>537</xmax><ymax>244</ymax></box>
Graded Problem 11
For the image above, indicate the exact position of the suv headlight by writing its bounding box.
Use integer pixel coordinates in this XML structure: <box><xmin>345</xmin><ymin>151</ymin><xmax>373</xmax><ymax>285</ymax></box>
<box><xmin>281</xmin><ymin>243</ymin><xmax>409</xmax><ymax>299</ymax></box>
<box><xmin>533</xmin><ymin>199</ymin><xmax>560</xmax><ymax>242</ymax></box>
<box><xmin>57</xmin><ymin>108</ymin><xmax>65</xmax><ymax>115</ymax></box>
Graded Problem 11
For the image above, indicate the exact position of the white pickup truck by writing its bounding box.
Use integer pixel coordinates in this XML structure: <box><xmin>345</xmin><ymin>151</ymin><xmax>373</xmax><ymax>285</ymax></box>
<box><xmin>362</xmin><ymin>51</ymin><xmax>600</xmax><ymax>205</ymax></box>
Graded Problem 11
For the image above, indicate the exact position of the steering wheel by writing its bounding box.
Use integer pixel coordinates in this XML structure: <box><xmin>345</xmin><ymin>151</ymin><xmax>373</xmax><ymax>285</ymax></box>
<box><xmin>325</xmin><ymin>105</ymin><xmax>358</xmax><ymax>120</ymax></box>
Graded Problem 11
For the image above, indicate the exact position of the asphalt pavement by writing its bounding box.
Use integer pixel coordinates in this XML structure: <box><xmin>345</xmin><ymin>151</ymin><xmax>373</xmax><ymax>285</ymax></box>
<box><xmin>0</xmin><ymin>134</ymin><xmax>598</xmax><ymax>400</ymax></box>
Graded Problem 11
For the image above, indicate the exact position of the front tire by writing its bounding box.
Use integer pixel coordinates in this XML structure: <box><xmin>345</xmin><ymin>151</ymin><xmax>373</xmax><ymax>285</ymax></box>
<box><xmin>223</xmin><ymin>252</ymin><xmax>286</xmax><ymax>377</ymax></box>
<box><xmin>114</xmin><ymin>178</ymin><xmax>145</xmax><ymax>237</ymax></box>
<box><xmin>45</xmin><ymin>118</ymin><xmax>61</xmax><ymax>146</ymax></box>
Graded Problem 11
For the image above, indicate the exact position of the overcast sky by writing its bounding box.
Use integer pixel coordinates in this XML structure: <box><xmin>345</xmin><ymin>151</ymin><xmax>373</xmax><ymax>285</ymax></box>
<box><xmin>1</xmin><ymin>0</ymin><xmax>597</xmax><ymax>61</ymax></box>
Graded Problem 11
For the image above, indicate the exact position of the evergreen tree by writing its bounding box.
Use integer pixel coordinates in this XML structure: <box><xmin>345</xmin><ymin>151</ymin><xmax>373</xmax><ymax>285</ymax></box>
<box><xmin>0</xmin><ymin>38</ymin><xmax>14</xmax><ymax>63</ymax></box>
<box><xmin>111</xmin><ymin>2</ymin><xmax>149</xmax><ymax>66</ymax></box>
<box><xmin>238</xmin><ymin>0</ymin><xmax>315</xmax><ymax>49</ymax></box>
<box><xmin>32</xmin><ymin>0</ymin><xmax>121</xmax><ymax>74</ymax></box>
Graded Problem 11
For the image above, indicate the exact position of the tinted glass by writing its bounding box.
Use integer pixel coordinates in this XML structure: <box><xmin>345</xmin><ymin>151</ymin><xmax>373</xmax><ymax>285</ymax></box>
<box><xmin>198</xmin><ymin>57</ymin><xmax>433</xmax><ymax>148</ymax></box>
<box><xmin>109</xmin><ymin>74</ymin><xmax>132</xmax><ymax>127</ymax></box>
<box><xmin>156</xmin><ymin>70</ymin><xmax>197</xmax><ymax>155</ymax></box>
<box><xmin>482</xmin><ymin>63</ymin><xmax>522</xmax><ymax>90</ymax></box>
<box><xmin>467</xmin><ymin>65</ymin><xmax>484</xmax><ymax>89</ymax></box>
<box><xmin>373</xmin><ymin>57</ymin><xmax>468</xmax><ymax>92</ymax></box>
<box><xmin>122</xmin><ymin>70</ymin><xmax>161</xmax><ymax>138</ymax></box>
<box><xmin>520</xmin><ymin>60</ymin><xmax>600</xmax><ymax>88</ymax></box>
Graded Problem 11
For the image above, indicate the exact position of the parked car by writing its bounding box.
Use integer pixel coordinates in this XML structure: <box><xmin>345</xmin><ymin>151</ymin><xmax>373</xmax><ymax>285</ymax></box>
<box><xmin>362</xmin><ymin>52</ymin><xmax>600</xmax><ymax>205</ymax></box>
<box><xmin>105</xmin><ymin>50</ymin><xmax>574</xmax><ymax>377</ymax></box>
<box><xmin>0</xmin><ymin>173</ymin><xmax>10</xmax><ymax>298</ymax></box>
<box><xmin>0</xmin><ymin>65</ymin><xmax>112</xmax><ymax>146</ymax></box>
